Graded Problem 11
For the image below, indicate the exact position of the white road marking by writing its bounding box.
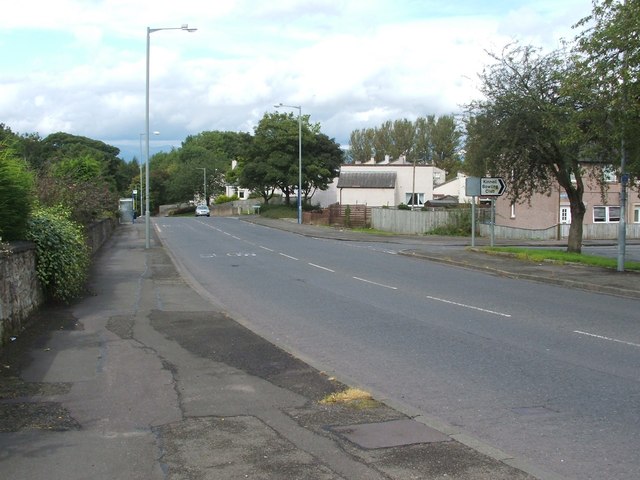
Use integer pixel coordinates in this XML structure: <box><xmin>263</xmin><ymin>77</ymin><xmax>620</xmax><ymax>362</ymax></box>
<box><xmin>574</xmin><ymin>330</ymin><xmax>640</xmax><ymax>349</ymax></box>
<box><xmin>309</xmin><ymin>263</ymin><xmax>335</xmax><ymax>272</ymax></box>
<box><xmin>425</xmin><ymin>295</ymin><xmax>512</xmax><ymax>318</ymax></box>
<box><xmin>279</xmin><ymin>253</ymin><xmax>299</xmax><ymax>261</ymax></box>
<box><xmin>232</xmin><ymin>235</ymin><xmax>241</xmax><ymax>240</ymax></box>
<box><xmin>200</xmin><ymin>253</ymin><xmax>217</xmax><ymax>258</ymax></box>
<box><xmin>259</xmin><ymin>246</ymin><xmax>274</xmax><ymax>252</ymax></box>
<box><xmin>353</xmin><ymin>277</ymin><xmax>397</xmax><ymax>290</ymax></box>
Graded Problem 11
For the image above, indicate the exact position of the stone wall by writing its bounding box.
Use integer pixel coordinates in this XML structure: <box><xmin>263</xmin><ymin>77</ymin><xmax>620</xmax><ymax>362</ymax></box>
<box><xmin>0</xmin><ymin>218</ymin><xmax>116</xmax><ymax>346</ymax></box>
<box><xmin>0</xmin><ymin>242</ymin><xmax>44</xmax><ymax>344</ymax></box>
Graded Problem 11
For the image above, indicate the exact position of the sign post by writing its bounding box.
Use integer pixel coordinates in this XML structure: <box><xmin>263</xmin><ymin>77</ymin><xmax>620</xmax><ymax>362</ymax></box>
<box><xmin>465</xmin><ymin>177</ymin><xmax>506</xmax><ymax>246</ymax></box>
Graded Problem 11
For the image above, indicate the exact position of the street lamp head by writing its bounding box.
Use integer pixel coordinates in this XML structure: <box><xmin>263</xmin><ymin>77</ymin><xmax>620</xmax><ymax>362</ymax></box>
<box><xmin>181</xmin><ymin>24</ymin><xmax>198</xmax><ymax>32</ymax></box>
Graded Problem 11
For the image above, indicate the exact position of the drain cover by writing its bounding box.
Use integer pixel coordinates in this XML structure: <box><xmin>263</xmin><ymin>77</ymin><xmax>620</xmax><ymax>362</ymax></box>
<box><xmin>329</xmin><ymin>419</ymin><xmax>451</xmax><ymax>449</ymax></box>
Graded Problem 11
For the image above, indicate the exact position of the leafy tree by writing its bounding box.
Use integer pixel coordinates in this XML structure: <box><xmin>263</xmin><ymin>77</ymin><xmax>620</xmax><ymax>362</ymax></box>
<box><xmin>0</xmin><ymin>143</ymin><xmax>35</xmax><ymax>241</ymax></box>
<box><xmin>239</xmin><ymin>112</ymin><xmax>342</xmax><ymax>205</ymax></box>
<box><xmin>465</xmin><ymin>44</ymin><xmax>593</xmax><ymax>253</ymax></box>
<box><xmin>348</xmin><ymin>128</ymin><xmax>375</xmax><ymax>164</ymax></box>
<box><xmin>573</xmin><ymin>0</ymin><xmax>640</xmax><ymax>178</ymax></box>
<box><xmin>348</xmin><ymin>115</ymin><xmax>462</xmax><ymax>178</ymax></box>
<box><xmin>38</xmin><ymin>154</ymin><xmax>119</xmax><ymax>226</ymax></box>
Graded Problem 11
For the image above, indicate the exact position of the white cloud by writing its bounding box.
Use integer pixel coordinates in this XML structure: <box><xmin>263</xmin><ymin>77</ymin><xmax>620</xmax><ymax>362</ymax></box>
<box><xmin>0</xmin><ymin>0</ymin><xmax>593</xmax><ymax>158</ymax></box>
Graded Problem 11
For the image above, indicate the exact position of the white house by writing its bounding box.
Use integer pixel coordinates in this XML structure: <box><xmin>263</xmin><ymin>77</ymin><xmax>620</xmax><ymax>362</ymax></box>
<box><xmin>310</xmin><ymin>156</ymin><xmax>446</xmax><ymax>208</ymax></box>
<box><xmin>432</xmin><ymin>172</ymin><xmax>473</xmax><ymax>204</ymax></box>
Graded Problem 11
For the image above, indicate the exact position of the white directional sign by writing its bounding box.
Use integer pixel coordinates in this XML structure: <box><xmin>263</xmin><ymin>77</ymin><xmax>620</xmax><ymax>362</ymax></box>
<box><xmin>480</xmin><ymin>177</ymin><xmax>506</xmax><ymax>196</ymax></box>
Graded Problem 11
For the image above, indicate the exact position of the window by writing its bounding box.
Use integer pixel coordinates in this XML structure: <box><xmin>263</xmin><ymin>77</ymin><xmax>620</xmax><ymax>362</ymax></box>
<box><xmin>593</xmin><ymin>205</ymin><xmax>620</xmax><ymax>223</ymax></box>
<box><xmin>560</xmin><ymin>206</ymin><xmax>571</xmax><ymax>224</ymax></box>
<box><xmin>634</xmin><ymin>204</ymin><xmax>640</xmax><ymax>223</ymax></box>
<box><xmin>405</xmin><ymin>193</ymin><xmax>424</xmax><ymax>206</ymax></box>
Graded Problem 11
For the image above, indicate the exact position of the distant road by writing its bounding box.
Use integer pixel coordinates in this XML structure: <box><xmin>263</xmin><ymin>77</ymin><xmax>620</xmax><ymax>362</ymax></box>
<box><xmin>155</xmin><ymin>217</ymin><xmax>640</xmax><ymax>480</ymax></box>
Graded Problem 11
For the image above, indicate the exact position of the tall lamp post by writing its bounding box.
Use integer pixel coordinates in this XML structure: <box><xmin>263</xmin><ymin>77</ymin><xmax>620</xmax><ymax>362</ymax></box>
<box><xmin>145</xmin><ymin>24</ymin><xmax>197</xmax><ymax>248</ymax></box>
<box><xmin>275</xmin><ymin>103</ymin><xmax>302</xmax><ymax>224</ymax></box>
<box><xmin>197</xmin><ymin>167</ymin><xmax>207</xmax><ymax>205</ymax></box>
<box><xmin>139</xmin><ymin>131</ymin><xmax>159</xmax><ymax>217</ymax></box>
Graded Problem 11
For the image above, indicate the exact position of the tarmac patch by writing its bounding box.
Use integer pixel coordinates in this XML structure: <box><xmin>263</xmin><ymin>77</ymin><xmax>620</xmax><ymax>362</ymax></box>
<box><xmin>155</xmin><ymin>416</ymin><xmax>341</xmax><ymax>479</ymax></box>
<box><xmin>329</xmin><ymin>418</ymin><xmax>451</xmax><ymax>449</ymax></box>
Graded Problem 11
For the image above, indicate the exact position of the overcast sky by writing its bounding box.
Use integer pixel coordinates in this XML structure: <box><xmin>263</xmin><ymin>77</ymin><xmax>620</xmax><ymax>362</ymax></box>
<box><xmin>1</xmin><ymin>0</ymin><xmax>593</xmax><ymax>160</ymax></box>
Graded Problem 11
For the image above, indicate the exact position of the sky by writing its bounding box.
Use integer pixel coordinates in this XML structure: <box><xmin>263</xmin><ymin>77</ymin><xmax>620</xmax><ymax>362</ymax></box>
<box><xmin>1</xmin><ymin>0</ymin><xmax>594</xmax><ymax>161</ymax></box>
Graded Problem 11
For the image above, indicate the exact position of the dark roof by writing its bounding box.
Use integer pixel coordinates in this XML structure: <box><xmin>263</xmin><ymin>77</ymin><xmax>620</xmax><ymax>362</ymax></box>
<box><xmin>337</xmin><ymin>172</ymin><xmax>396</xmax><ymax>189</ymax></box>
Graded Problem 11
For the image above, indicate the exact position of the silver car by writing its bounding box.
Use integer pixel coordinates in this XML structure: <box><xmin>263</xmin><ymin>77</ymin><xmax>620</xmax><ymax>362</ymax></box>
<box><xmin>195</xmin><ymin>204</ymin><xmax>210</xmax><ymax>217</ymax></box>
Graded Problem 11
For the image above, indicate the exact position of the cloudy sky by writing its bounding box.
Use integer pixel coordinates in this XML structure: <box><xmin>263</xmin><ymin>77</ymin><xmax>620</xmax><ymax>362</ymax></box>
<box><xmin>1</xmin><ymin>0</ymin><xmax>593</xmax><ymax>160</ymax></box>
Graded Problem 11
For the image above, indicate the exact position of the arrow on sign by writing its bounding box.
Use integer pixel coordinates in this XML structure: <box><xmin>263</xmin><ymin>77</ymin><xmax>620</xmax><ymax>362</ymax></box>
<box><xmin>480</xmin><ymin>177</ymin><xmax>506</xmax><ymax>196</ymax></box>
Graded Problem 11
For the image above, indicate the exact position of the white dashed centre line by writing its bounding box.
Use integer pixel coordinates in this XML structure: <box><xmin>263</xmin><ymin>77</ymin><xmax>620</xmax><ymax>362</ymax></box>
<box><xmin>425</xmin><ymin>295</ymin><xmax>512</xmax><ymax>318</ymax></box>
<box><xmin>574</xmin><ymin>330</ymin><xmax>640</xmax><ymax>349</ymax></box>
<box><xmin>279</xmin><ymin>253</ymin><xmax>299</xmax><ymax>261</ymax></box>
<box><xmin>353</xmin><ymin>277</ymin><xmax>397</xmax><ymax>290</ymax></box>
<box><xmin>309</xmin><ymin>263</ymin><xmax>335</xmax><ymax>272</ymax></box>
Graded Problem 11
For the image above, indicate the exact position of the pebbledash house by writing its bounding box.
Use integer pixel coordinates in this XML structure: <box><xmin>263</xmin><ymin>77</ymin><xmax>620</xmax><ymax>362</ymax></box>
<box><xmin>490</xmin><ymin>168</ymin><xmax>640</xmax><ymax>240</ymax></box>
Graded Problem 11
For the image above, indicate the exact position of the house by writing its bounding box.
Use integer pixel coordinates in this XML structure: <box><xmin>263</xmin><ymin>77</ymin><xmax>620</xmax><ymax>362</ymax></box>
<box><xmin>433</xmin><ymin>172</ymin><xmax>473</xmax><ymax>204</ymax></box>
<box><xmin>311</xmin><ymin>156</ymin><xmax>446</xmax><ymax>208</ymax></box>
<box><xmin>492</xmin><ymin>171</ymin><xmax>640</xmax><ymax>239</ymax></box>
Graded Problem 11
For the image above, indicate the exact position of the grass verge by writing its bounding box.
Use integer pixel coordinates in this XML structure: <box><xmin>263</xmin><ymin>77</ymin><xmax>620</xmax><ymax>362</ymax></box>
<box><xmin>482</xmin><ymin>246</ymin><xmax>640</xmax><ymax>272</ymax></box>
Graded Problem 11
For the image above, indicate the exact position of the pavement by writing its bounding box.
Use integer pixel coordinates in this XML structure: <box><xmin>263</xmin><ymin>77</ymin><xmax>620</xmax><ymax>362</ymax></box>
<box><xmin>1</xmin><ymin>217</ymin><xmax>638</xmax><ymax>480</ymax></box>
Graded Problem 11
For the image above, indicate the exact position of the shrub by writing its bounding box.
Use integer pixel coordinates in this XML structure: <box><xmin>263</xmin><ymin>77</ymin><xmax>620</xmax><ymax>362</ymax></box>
<box><xmin>397</xmin><ymin>203</ymin><xmax>411</xmax><ymax>210</ymax></box>
<box><xmin>26</xmin><ymin>205</ymin><xmax>90</xmax><ymax>303</ymax></box>
<box><xmin>214</xmin><ymin>194</ymin><xmax>239</xmax><ymax>204</ymax></box>
<box><xmin>0</xmin><ymin>144</ymin><xmax>35</xmax><ymax>241</ymax></box>
<box><xmin>427</xmin><ymin>207</ymin><xmax>473</xmax><ymax>236</ymax></box>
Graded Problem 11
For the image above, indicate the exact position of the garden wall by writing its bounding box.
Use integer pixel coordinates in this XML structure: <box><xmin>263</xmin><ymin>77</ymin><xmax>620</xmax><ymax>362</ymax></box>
<box><xmin>0</xmin><ymin>218</ymin><xmax>116</xmax><ymax>347</ymax></box>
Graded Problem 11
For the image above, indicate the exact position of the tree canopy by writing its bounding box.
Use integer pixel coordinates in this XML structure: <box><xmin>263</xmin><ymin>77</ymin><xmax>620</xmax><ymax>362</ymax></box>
<box><xmin>349</xmin><ymin>115</ymin><xmax>462</xmax><ymax>179</ymax></box>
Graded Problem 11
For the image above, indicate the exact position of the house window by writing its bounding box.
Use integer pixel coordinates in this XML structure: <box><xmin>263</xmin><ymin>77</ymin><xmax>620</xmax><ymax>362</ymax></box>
<box><xmin>238</xmin><ymin>190</ymin><xmax>246</xmax><ymax>200</ymax></box>
<box><xmin>405</xmin><ymin>193</ymin><xmax>424</xmax><ymax>206</ymax></box>
<box><xmin>634</xmin><ymin>204</ymin><xmax>640</xmax><ymax>223</ymax></box>
<box><xmin>560</xmin><ymin>206</ymin><xmax>571</xmax><ymax>224</ymax></box>
<box><xmin>593</xmin><ymin>205</ymin><xmax>620</xmax><ymax>223</ymax></box>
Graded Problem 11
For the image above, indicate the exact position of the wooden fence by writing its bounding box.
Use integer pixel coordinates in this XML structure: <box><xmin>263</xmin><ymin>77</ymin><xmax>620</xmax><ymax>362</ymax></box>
<box><xmin>304</xmin><ymin>204</ymin><xmax>372</xmax><ymax>227</ymax></box>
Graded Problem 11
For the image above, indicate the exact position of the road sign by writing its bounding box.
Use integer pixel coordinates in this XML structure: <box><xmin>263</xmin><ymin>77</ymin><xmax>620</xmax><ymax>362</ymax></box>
<box><xmin>480</xmin><ymin>177</ymin><xmax>506</xmax><ymax>196</ymax></box>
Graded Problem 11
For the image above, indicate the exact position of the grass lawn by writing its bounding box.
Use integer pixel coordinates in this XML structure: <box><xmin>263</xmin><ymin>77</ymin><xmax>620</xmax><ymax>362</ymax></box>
<box><xmin>482</xmin><ymin>246</ymin><xmax>640</xmax><ymax>272</ymax></box>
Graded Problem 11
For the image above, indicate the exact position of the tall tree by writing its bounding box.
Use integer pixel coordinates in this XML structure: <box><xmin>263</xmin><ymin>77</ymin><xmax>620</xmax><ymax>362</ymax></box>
<box><xmin>465</xmin><ymin>44</ymin><xmax>592</xmax><ymax>253</ymax></box>
<box><xmin>573</xmin><ymin>0</ymin><xmax>640</xmax><ymax>177</ymax></box>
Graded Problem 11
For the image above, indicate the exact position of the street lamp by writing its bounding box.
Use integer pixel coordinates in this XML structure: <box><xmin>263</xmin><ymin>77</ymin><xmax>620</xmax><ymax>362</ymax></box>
<box><xmin>139</xmin><ymin>131</ymin><xmax>159</xmax><ymax>217</ymax></box>
<box><xmin>274</xmin><ymin>103</ymin><xmax>302</xmax><ymax>224</ymax></box>
<box><xmin>145</xmin><ymin>24</ymin><xmax>197</xmax><ymax>249</ymax></box>
<box><xmin>196</xmin><ymin>167</ymin><xmax>206</xmax><ymax>205</ymax></box>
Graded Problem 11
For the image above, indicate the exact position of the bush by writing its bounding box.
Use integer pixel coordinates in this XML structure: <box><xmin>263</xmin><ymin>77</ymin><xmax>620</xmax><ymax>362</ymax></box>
<box><xmin>427</xmin><ymin>207</ymin><xmax>473</xmax><ymax>236</ymax></box>
<box><xmin>259</xmin><ymin>204</ymin><xmax>297</xmax><ymax>219</ymax></box>
<box><xmin>214</xmin><ymin>194</ymin><xmax>239</xmax><ymax>204</ymax></box>
<box><xmin>397</xmin><ymin>203</ymin><xmax>411</xmax><ymax>210</ymax></box>
<box><xmin>26</xmin><ymin>205</ymin><xmax>90</xmax><ymax>303</ymax></box>
<box><xmin>0</xmin><ymin>145</ymin><xmax>35</xmax><ymax>241</ymax></box>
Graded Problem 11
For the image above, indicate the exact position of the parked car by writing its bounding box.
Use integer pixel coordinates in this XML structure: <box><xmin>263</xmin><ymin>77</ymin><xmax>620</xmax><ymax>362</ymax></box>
<box><xmin>195</xmin><ymin>204</ymin><xmax>210</xmax><ymax>217</ymax></box>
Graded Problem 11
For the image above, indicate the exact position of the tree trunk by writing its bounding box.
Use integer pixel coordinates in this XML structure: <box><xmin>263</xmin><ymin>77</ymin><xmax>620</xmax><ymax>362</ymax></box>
<box><xmin>567</xmin><ymin>201</ymin><xmax>586</xmax><ymax>253</ymax></box>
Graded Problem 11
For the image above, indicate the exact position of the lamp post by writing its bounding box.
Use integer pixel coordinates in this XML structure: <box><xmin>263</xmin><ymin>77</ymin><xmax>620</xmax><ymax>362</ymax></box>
<box><xmin>145</xmin><ymin>24</ymin><xmax>197</xmax><ymax>248</ymax></box>
<box><xmin>139</xmin><ymin>131</ymin><xmax>159</xmax><ymax>217</ymax></box>
<box><xmin>197</xmin><ymin>167</ymin><xmax>206</xmax><ymax>205</ymax></box>
<box><xmin>275</xmin><ymin>103</ymin><xmax>302</xmax><ymax>224</ymax></box>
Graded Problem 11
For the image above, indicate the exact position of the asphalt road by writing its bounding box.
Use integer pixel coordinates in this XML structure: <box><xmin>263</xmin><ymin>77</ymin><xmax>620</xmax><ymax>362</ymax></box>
<box><xmin>155</xmin><ymin>216</ymin><xmax>640</xmax><ymax>480</ymax></box>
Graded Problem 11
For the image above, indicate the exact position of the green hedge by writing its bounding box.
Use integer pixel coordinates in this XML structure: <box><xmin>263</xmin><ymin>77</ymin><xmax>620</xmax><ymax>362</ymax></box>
<box><xmin>27</xmin><ymin>205</ymin><xmax>90</xmax><ymax>303</ymax></box>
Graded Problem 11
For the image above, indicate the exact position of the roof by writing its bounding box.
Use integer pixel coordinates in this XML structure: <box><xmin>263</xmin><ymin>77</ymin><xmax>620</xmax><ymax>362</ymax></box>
<box><xmin>336</xmin><ymin>172</ymin><xmax>396</xmax><ymax>189</ymax></box>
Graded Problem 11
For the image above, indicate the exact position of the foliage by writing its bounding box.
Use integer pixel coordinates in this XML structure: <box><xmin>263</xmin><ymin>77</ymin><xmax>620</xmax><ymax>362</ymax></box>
<box><xmin>573</xmin><ymin>0</ymin><xmax>640</xmax><ymax>178</ymax></box>
<box><xmin>37</xmin><ymin>156</ymin><xmax>119</xmax><ymax>227</ymax></box>
<box><xmin>26</xmin><ymin>205</ymin><xmax>90</xmax><ymax>303</ymax></box>
<box><xmin>237</xmin><ymin>112</ymin><xmax>342</xmax><ymax>205</ymax></box>
<box><xmin>258</xmin><ymin>204</ymin><xmax>297</xmax><ymax>219</ymax></box>
<box><xmin>483</xmin><ymin>246</ymin><xmax>640</xmax><ymax>272</ymax></box>
<box><xmin>0</xmin><ymin>144</ymin><xmax>35</xmax><ymax>241</ymax></box>
<box><xmin>349</xmin><ymin>115</ymin><xmax>463</xmax><ymax>179</ymax></box>
<box><xmin>465</xmin><ymin>44</ymin><xmax>590</xmax><ymax>253</ymax></box>
<box><xmin>397</xmin><ymin>203</ymin><xmax>411</xmax><ymax>210</ymax></box>
<box><xmin>214</xmin><ymin>194</ymin><xmax>239</xmax><ymax>204</ymax></box>
<box><xmin>427</xmin><ymin>208</ymin><xmax>472</xmax><ymax>236</ymax></box>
